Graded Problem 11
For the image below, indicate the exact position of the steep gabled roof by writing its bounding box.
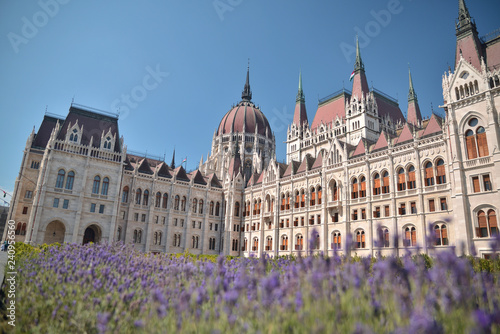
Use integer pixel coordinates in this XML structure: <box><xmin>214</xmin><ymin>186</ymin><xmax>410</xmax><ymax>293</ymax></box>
<box><xmin>138</xmin><ymin>158</ymin><xmax>153</xmax><ymax>174</ymax></box>
<box><xmin>372</xmin><ymin>131</ymin><xmax>389</xmax><ymax>152</ymax></box>
<box><xmin>283</xmin><ymin>160</ymin><xmax>300</xmax><ymax>177</ymax></box>
<box><xmin>311</xmin><ymin>91</ymin><xmax>349</xmax><ymax>130</ymax></box>
<box><xmin>208</xmin><ymin>173</ymin><xmax>222</xmax><ymax>188</ymax></box>
<box><xmin>246</xmin><ymin>172</ymin><xmax>261</xmax><ymax>187</ymax></box>
<box><xmin>277</xmin><ymin>162</ymin><xmax>288</xmax><ymax>178</ymax></box>
<box><xmin>311</xmin><ymin>153</ymin><xmax>323</xmax><ymax>169</ymax></box>
<box><xmin>190</xmin><ymin>170</ymin><xmax>207</xmax><ymax>185</ymax></box>
<box><xmin>296</xmin><ymin>155</ymin><xmax>315</xmax><ymax>174</ymax></box>
<box><xmin>173</xmin><ymin>166</ymin><xmax>190</xmax><ymax>182</ymax></box>
<box><xmin>420</xmin><ymin>114</ymin><xmax>443</xmax><ymax>138</ymax></box>
<box><xmin>256</xmin><ymin>171</ymin><xmax>265</xmax><ymax>184</ymax></box>
<box><xmin>123</xmin><ymin>157</ymin><xmax>135</xmax><ymax>171</ymax></box>
<box><xmin>32</xmin><ymin>114</ymin><xmax>63</xmax><ymax>149</ymax></box>
<box><xmin>156</xmin><ymin>162</ymin><xmax>172</xmax><ymax>178</ymax></box>
<box><xmin>393</xmin><ymin>123</ymin><xmax>414</xmax><ymax>145</ymax></box>
<box><xmin>351</xmin><ymin>139</ymin><xmax>366</xmax><ymax>158</ymax></box>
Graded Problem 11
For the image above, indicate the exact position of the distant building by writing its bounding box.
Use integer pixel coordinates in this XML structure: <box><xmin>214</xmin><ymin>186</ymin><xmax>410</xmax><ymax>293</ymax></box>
<box><xmin>4</xmin><ymin>0</ymin><xmax>500</xmax><ymax>257</ymax></box>
<box><xmin>0</xmin><ymin>205</ymin><xmax>9</xmax><ymax>241</ymax></box>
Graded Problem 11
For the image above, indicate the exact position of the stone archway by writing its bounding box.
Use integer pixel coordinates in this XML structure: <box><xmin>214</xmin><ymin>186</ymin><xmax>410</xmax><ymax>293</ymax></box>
<box><xmin>43</xmin><ymin>221</ymin><xmax>66</xmax><ymax>244</ymax></box>
<box><xmin>83</xmin><ymin>224</ymin><xmax>102</xmax><ymax>244</ymax></box>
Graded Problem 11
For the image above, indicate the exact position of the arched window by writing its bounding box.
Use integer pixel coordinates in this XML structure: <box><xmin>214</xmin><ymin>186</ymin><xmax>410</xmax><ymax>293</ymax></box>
<box><xmin>488</xmin><ymin>210</ymin><xmax>498</xmax><ymax>236</ymax></box>
<box><xmin>383</xmin><ymin>229</ymin><xmax>390</xmax><ymax>248</ymax></box>
<box><xmin>65</xmin><ymin>171</ymin><xmax>75</xmax><ymax>190</ymax></box>
<box><xmin>294</xmin><ymin>191</ymin><xmax>299</xmax><ymax>209</ymax></box>
<box><xmin>192</xmin><ymin>198</ymin><xmax>198</xmax><ymax>213</ymax></box>
<box><xmin>331</xmin><ymin>181</ymin><xmax>339</xmax><ymax>201</ymax></box>
<box><xmin>192</xmin><ymin>235</ymin><xmax>199</xmax><ymax>249</ymax></box>
<box><xmin>199</xmin><ymin>200</ymin><xmax>203</xmax><ymax>214</ymax></box>
<box><xmin>122</xmin><ymin>186</ymin><xmax>129</xmax><ymax>203</ymax></box>
<box><xmin>92</xmin><ymin>175</ymin><xmax>100</xmax><ymax>194</ymax></box>
<box><xmin>162</xmin><ymin>193</ymin><xmax>168</xmax><ymax>209</ymax></box>
<box><xmin>296</xmin><ymin>235</ymin><xmax>303</xmax><ymax>251</ymax></box>
<box><xmin>465</xmin><ymin>129</ymin><xmax>477</xmax><ymax>159</ymax></box>
<box><xmin>133</xmin><ymin>230</ymin><xmax>138</xmax><ymax>243</ymax></box>
<box><xmin>476</xmin><ymin>127</ymin><xmax>489</xmax><ymax>157</ymax></box>
<box><xmin>181</xmin><ymin>196</ymin><xmax>186</xmax><ymax>211</ymax></box>
<box><xmin>209</xmin><ymin>201</ymin><xmax>214</xmax><ymax>215</ymax></box>
<box><xmin>234</xmin><ymin>201</ymin><xmax>240</xmax><ymax>217</ymax></box>
<box><xmin>424</xmin><ymin>162</ymin><xmax>434</xmax><ymax>186</ymax></box>
<box><xmin>382</xmin><ymin>172</ymin><xmax>390</xmax><ymax>194</ymax></box>
<box><xmin>373</xmin><ymin>173</ymin><xmax>381</xmax><ymax>195</ymax></box>
<box><xmin>281</xmin><ymin>235</ymin><xmax>288</xmax><ymax>251</ymax></box>
<box><xmin>257</xmin><ymin>199</ymin><xmax>262</xmax><ymax>214</ymax></box>
<box><xmin>332</xmin><ymin>232</ymin><xmax>341</xmax><ymax>250</ymax></box>
<box><xmin>359</xmin><ymin>176</ymin><xmax>366</xmax><ymax>198</ymax></box>
<box><xmin>356</xmin><ymin>230</ymin><xmax>365</xmax><ymax>249</ymax></box>
<box><xmin>55</xmin><ymin>169</ymin><xmax>65</xmax><ymax>188</ymax></box>
<box><xmin>465</xmin><ymin>118</ymin><xmax>489</xmax><ymax>159</ymax></box>
<box><xmin>143</xmin><ymin>190</ymin><xmax>149</xmax><ymax>206</ymax></box>
<box><xmin>174</xmin><ymin>195</ymin><xmax>180</xmax><ymax>210</ymax></box>
<box><xmin>310</xmin><ymin>188</ymin><xmax>316</xmax><ymax>206</ymax></box>
<box><xmin>397</xmin><ymin>168</ymin><xmax>406</xmax><ymax>191</ymax></box>
<box><xmin>117</xmin><ymin>226</ymin><xmax>122</xmax><ymax>241</ymax></box>
<box><xmin>404</xmin><ymin>227</ymin><xmax>417</xmax><ymax>247</ymax></box>
<box><xmin>266</xmin><ymin>236</ymin><xmax>273</xmax><ymax>251</ymax></box>
<box><xmin>300</xmin><ymin>190</ymin><xmax>305</xmax><ymax>208</ymax></box>
<box><xmin>434</xmin><ymin>224</ymin><xmax>448</xmax><ymax>246</ymax></box>
<box><xmin>407</xmin><ymin>165</ymin><xmax>416</xmax><ymax>189</ymax></box>
<box><xmin>137</xmin><ymin>230</ymin><xmax>142</xmax><ymax>243</ymax></box>
<box><xmin>101</xmin><ymin>177</ymin><xmax>109</xmax><ymax>195</ymax></box>
<box><xmin>252</xmin><ymin>237</ymin><xmax>259</xmax><ymax>251</ymax></box>
<box><xmin>317</xmin><ymin>186</ymin><xmax>322</xmax><ymax>205</ymax></box>
<box><xmin>313</xmin><ymin>232</ymin><xmax>320</xmax><ymax>250</ymax></box>
<box><xmin>351</xmin><ymin>178</ymin><xmax>358</xmax><ymax>199</ymax></box>
<box><xmin>215</xmin><ymin>202</ymin><xmax>220</xmax><ymax>216</ymax></box>
<box><xmin>436</xmin><ymin>159</ymin><xmax>446</xmax><ymax>184</ymax></box>
<box><xmin>478</xmin><ymin>210</ymin><xmax>498</xmax><ymax>237</ymax></box>
<box><xmin>155</xmin><ymin>192</ymin><xmax>161</xmax><ymax>208</ymax></box>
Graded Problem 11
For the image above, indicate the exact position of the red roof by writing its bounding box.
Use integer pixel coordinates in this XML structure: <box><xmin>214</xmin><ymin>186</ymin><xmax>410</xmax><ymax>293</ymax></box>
<box><xmin>485</xmin><ymin>37</ymin><xmax>500</xmax><ymax>70</ymax></box>
<box><xmin>311</xmin><ymin>93</ymin><xmax>348</xmax><ymax>130</ymax></box>
<box><xmin>420</xmin><ymin>114</ymin><xmax>442</xmax><ymax>137</ymax></box>
<box><xmin>293</xmin><ymin>101</ymin><xmax>308</xmax><ymax>127</ymax></box>
<box><xmin>372</xmin><ymin>131</ymin><xmax>389</xmax><ymax>151</ymax></box>
<box><xmin>393</xmin><ymin>124</ymin><xmax>414</xmax><ymax>145</ymax></box>
<box><xmin>455</xmin><ymin>34</ymin><xmax>483</xmax><ymax>72</ymax></box>
<box><xmin>311</xmin><ymin>153</ymin><xmax>323</xmax><ymax>169</ymax></box>
<box><xmin>407</xmin><ymin>100</ymin><xmax>422</xmax><ymax>126</ymax></box>
<box><xmin>217</xmin><ymin>101</ymin><xmax>272</xmax><ymax>139</ymax></box>
<box><xmin>351</xmin><ymin>71</ymin><xmax>370</xmax><ymax>100</ymax></box>
<box><xmin>373</xmin><ymin>93</ymin><xmax>405</xmax><ymax>124</ymax></box>
<box><xmin>351</xmin><ymin>139</ymin><xmax>366</xmax><ymax>157</ymax></box>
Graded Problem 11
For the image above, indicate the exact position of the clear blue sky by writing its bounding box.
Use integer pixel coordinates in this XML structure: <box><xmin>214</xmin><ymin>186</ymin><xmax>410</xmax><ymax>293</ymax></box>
<box><xmin>1</xmin><ymin>0</ymin><xmax>499</xmax><ymax>202</ymax></box>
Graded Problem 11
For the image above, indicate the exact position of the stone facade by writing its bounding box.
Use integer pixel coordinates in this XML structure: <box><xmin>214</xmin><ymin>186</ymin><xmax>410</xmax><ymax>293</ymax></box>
<box><xmin>4</xmin><ymin>1</ymin><xmax>500</xmax><ymax>258</ymax></box>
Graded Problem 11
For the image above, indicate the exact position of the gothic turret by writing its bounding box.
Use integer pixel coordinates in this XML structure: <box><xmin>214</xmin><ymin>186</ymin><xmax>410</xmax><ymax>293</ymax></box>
<box><xmin>292</xmin><ymin>71</ymin><xmax>308</xmax><ymax>127</ymax></box>
<box><xmin>351</xmin><ymin>36</ymin><xmax>370</xmax><ymax>99</ymax></box>
<box><xmin>242</xmin><ymin>65</ymin><xmax>252</xmax><ymax>101</ymax></box>
<box><xmin>406</xmin><ymin>67</ymin><xmax>422</xmax><ymax>126</ymax></box>
<box><xmin>455</xmin><ymin>0</ymin><xmax>483</xmax><ymax>71</ymax></box>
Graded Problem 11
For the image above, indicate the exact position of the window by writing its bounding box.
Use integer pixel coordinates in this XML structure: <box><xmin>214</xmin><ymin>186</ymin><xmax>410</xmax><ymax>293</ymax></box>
<box><xmin>382</xmin><ymin>171</ymin><xmax>390</xmax><ymax>194</ymax></box>
<box><xmin>199</xmin><ymin>199</ymin><xmax>203</xmax><ymax>214</ymax></box>
<box><xmin>162</xmin><ymin>193</ymin><xmax>168</xmax><ymax>209</ymax></box>
<box><xmin>55</xmin><ymin>169</ymin><xmax>65</xmax><ymax>188</ymax></box>
<box><xmin>154</xmin><ymin>231</ymin><xmax>162</xmax><ymax>245</ymax></box>
<box><xmin>361</xmin><ymin>209</ymin><xmax>366</xmax><ymax>220</ymax></box>
<box><xmin>252</xmin><ymin>238</ymin><xmax>259</xmax><ymax>251</ymax></box>
<box><xmin>69</xmin><ymin>128</ymin><xmax>78</xmax><ymax>142</ymax></box>
<box><xmin>210</xmin><ymin>201</ymin><xmax>214</xmax><ymax>215</ymax></box>
<box><xmin>134</xmin><ymin>213</ymin><xmax>139</xmax><ymax>221</ymax></box>
<box><xmin>436</xmin><ymin>159</ymin><xmax>446</xmax><ymax>184</ymax></box>
<box><xmin>90</xmin><ymin>203</ymin><xmax>96</xmax><ymax>213</ymax></box>
<box><xmin>281</xmin><ymin>235</ymin><xmax>289</xmax><ymax>250</ymax></box>
<box><xmin>92</xmin><ymin>176</ymin><xmax>101</xmax><ymax>194</ymax></box>
<box><xmin>373</xmin><ymin>206</ymin><xmax>380</xmax><ymax>218</ymax></box>
<box><xmin>404</xmin><ymin>227</ymin><xmax>417</xmax><ymax>247</ymax></box>
<box><xmin>122</xmin><ymin>187</ymin><xmax>129</xmax><ymax>203</ymax></box>
<box><xmin>399</xmin><ymin>203</ymin><xmax>406</xmax><ymax>215</ymax></box>
<box><xmin>410</xmin><ymin>202</ymin><xmax>417</xmax><ymax>214</ymax></box>
<box><xmin>22</xmin><ymin>207</ymin><xmax>28</xmax><ymax>215</ymax></box>
<box><xmin>351</xmin><ymin>178</ymin><xmax>358</xmax><ymax>199</ymax></box>
<box><xmin>359</xmin><ymin>176</ymin><xmax>366</xmax><ymax>198</ymax></box>
<box><xmin>63</xmin><ymin>199</ymin><xmax>69</xmax><ymax>209</ymax></box>
<box><xmin>180</xmin><ymin>219</ymin><xmax>184</xmax><ymax>227</ymax></box>
<box><xmin>300</xmin><ymin>191</ymin><xmax>305</xmax><ymax>208</ymax></box>
<box><xmin>356</xmin><ymin>230</ymin><xmax>365</xmax><ymax>248</ymax></box>
<box><xmin>214</xmin><ymin>223</ymin><xmax>218</xmax><ymax>231</ymax></box>
<box><xmin>351</xmin><ymin>209</ymin><xmax>358</xmax><ymax>221</ymax></box>
<box><xmin>384</xmin><ymin>205</ymin><xmax>390</xmax><ymax>217</ymax></box>
<box><xmin>465</xmin><ymin>119</ymin><xmax>489</xmax><ymax>159</ymax></box>
<box><xmin>135</xmin><ymin>189</ymin><xmax>142</xmax><ymax>205</ymax></box>
<box><xmin>383</xmin><ymin>229</ymin><xmax>390</xmax><ymax>248</ymax></box>
<box><xmin>101</xmin><ymin>177</ymin><xmax>109</xmax><ymax>195</ymax></box>
<box><xmin>24</xmin><ymin>190</ymin><xmax>33</xmax><ymax>199</ymax></box>
<box><xmin>397</xmin><ymin>168</ymin><xmax>406</xmax><ymax>191</ymax></box>
<box><xmin>134</xmin><ymin>230</ymin><xmax>142</xmax><ymax>244</ymax></box>
<box><xmin>373</xmin><ymin>173</ymin><xmax>381</xmax><ymax>195</ymax></box>
<box><xmin>174</xmin><ymin>195</ymin><xmax>180</xmax><ymax>210</ymax></box>
<box><xmin>440</xmin><ymin>198</ymin><xmax>447</xmax><ymax>211</ymax></box>
<box><xmin>332</xmin><ymin>232</ymin><xmax>341</xmax><ymax>250</ymax></box>
<box><xmin>209</xmin><ymin>237</ymin><xmax>216</xmax><ymax>250</ymax></box>
<box><xmin>434</xmin><ymin>224</ymin><xmax>449</xmax><ymax>246</ymax></box>
<box><xmin>407</xmin><ymin>165</ymin><xmax>416</xmax><ymax>189</ymax></box>
<box><xmin>483</xmin><ymin>175</ymin><xmax>492</xmax><ymax>191</ymax></box>
<box><xmin>174</xmin><ymin>218</ymin><xmax>178</xmax><ymax>227</ymax></box>
<box><xmin>99</xmin><ymin>204</ymin><xmax>105</xmax><ymax>214</ymax></box>
<box><xmin>53</xmin><ymin>198</ymin><xmax>59</xmax><ymax>208</ymax></box>
<box><xmin>143</xmin><ymin>190</ymin><xmax>149</xmax><ymax>206</ymax></box>
<box><xmin>192</xmin><ymin>199</ymin><xmax>198</xmax><ymax>213</ymax></box>
<box><xmin>30</xmin><ymin>161</ymin><xmax>40</xmax><ymax>169</ymax></box>
<box><xmin>310</xmin><ymin>188</ymin><xmax>316</xmax><ymax>206</ymax></box>
<box><xmin>141</xmin><ymin>214</ymin><xmax>146</xmax><ymax>222</ymax></box>
<box><xmin>317</xmin><ymin>187</ymin><xmax>322</xmax><ymax>204</ymax></box>
<box><xmin>65</xmin><ymin>171</ymin><xmax>75</xmax><ymax>190</ymax></box>
<box><xmin>215</xmin><ymin>202</ymin><xmax>220</xmax><ymax>216</ymax></box>
<box><xmin>331</xmin><ymin>181</ymin><xmax>339</xmax><ymax>201</ymax></box>
<box><xmin>173</xmin><ymin>233</ymin><xmax>181</xmax><ymax>247</ymax></box>
<box><xmin>117</xmin><ymin>227</ymin><xmax>122</xmax><ymax>241</ymax></box>
<box><xmin>472</xmin><ymin>176</ymin><xmax>480</xmax><ymax>193</ymax></box>
<box><xmin>476</xmin><ymin>210</ymin><xmax>498</xmax><ymax>238</ymax></box>
<box><xmin>121</xmin><ymin>211</ymin><xmax>126</xmax><ymax>219</ymax></box>
<box><xmin>234</xmin><ymin>202</ymin><xmax>240</xmax><ymax>217</ymax></box>
<box><xmin>429</xmin><ymin>199</ymin><xmax>435</xmax><ymax>212</ymax></box>
<box><xmin>192</xmin><ymin>221</ymin><xmax>196</xmax><ymax>229</ymax></box>
<box><xmin>162</xmin><ymin>217</ymin><xmax>166</xmax><ymax>225</ymax></box>
<box><xmin>265</xmin><ymin>237</ymin><xmax>272</xmax><ymax>251</ymax></box>
<box><xmin>155</xmin><ymin>192</ymin><xmax>161</xmax><ymax>208</ymax></box>
<box><xmin>191</xmin><ymin>236</ymin><xmax>200</xmax><ymax>249</ymax></box>
<box><xmin>295</xmin><ymin>235</ymin><xmax>303</xmax><ymax>251</ymax></box>
<box><xmin>424</xmin><ymin>162</ymin><xmax>434</xmax><ymax>186</ymax></box>
<box><xmin>181</xmin><ymin>196</ymin><xmax>186</xmax><ymax>211</ymax></box>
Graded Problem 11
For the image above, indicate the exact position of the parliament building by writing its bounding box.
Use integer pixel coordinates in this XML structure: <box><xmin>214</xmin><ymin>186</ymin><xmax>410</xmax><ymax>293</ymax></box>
<box><xmin>5</xmin><ymin>1</ymin><xmax>500</xmax><ymax>258</ymax></box>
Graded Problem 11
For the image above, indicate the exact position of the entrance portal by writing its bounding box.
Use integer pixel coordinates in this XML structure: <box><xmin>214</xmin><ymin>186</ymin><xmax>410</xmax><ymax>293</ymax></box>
<box><xmin>83</xmin><ymin>224</ymin><xmax>101</xmax><ymax>244</ymax></box>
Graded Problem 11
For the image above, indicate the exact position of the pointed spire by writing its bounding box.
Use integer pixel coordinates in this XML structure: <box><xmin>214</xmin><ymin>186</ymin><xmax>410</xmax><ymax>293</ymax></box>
<box><xmin>293</xmin><ymin>70</ymin><xmax>308</xmax><ymax>128</ymax></box>
<box><xmin>457</xmin><ymin>0</ymin><xmax>475</xmax><ymax>33</ymax></box>
<box><xmin>354</xmin><ymin>35</ymin><xmax>364</xmax><ymax>72</ymax></box>
<box><xmin>296</xmin><ymin>70</ymin><xmax>305</xmax><ymax>103</ymax></box>
<box><xmin>408</xmin><ymin>66</ymin><xmax>417</xmax><ymax>101</ymax></box>
<box><xmin>170</xmin><ymin>149</ymin><xmax>175</xmax><ymax>169</ymax></box>
<box><xmin>241</xmin><ymin>60</ymin><xmax>252</xmax><ymax>101</ymax></box>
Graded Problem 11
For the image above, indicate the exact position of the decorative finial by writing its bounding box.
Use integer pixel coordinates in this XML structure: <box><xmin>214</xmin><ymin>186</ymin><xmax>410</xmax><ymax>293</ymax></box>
<box><xmin>241</xmin><ymin>61</ymin><xmax>252</xmax><ymax>101</ymax></box>
<box><xmin>408</xmin><ymin>65</ymin><xmax>417</xmax><ymax>101</ymax></box>
<box><xmin>296</xmin><ymin>69</ymin><xmax>305</xmax><ymax>103</ymax></box>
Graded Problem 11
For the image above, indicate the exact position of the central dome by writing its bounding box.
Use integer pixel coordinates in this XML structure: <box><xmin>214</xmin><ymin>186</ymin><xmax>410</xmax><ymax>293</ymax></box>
<box><xmin>217</xmin><ymin>100</ymin><xmax>272</xmax><ymax>139</ymax></box>
<box><xmin>216</xmin><ymin>67</ymin><xmax>272</xmax><ymax>140</ymax></box>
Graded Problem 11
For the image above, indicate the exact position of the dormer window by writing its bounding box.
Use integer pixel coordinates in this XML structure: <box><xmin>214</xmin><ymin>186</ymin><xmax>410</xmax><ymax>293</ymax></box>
<box><xmin>100</xmin><ymin>128</ymin><xmax>116</xmax><ymax>151</ymax></box>
<box><xmin>69</xmin><ymin>129</ymin><xmax>78</xmax><ymax>142</ymax></box>
<box><xmin>103</xmin><ymin>136</ymin><xmax>112</xmax><ymax>150</ymax></box>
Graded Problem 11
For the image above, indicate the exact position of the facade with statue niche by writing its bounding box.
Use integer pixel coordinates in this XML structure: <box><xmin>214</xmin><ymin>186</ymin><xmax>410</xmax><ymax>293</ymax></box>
<box><xmin>4</xmin><ymin>0</ymin><xmax>500</xmax><ymax>258</ymax></box>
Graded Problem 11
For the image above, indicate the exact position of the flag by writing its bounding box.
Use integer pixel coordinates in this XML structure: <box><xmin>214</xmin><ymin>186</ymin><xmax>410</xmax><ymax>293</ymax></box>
<box><xmin>181</xmin><ymin>158</ymin><xmax>187</xmax><ymax>163</ymax></box>
<box><xmin>349</xmin><ymin>71</ymin><xmax>355</xmax><ymax>81</ymax></box>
